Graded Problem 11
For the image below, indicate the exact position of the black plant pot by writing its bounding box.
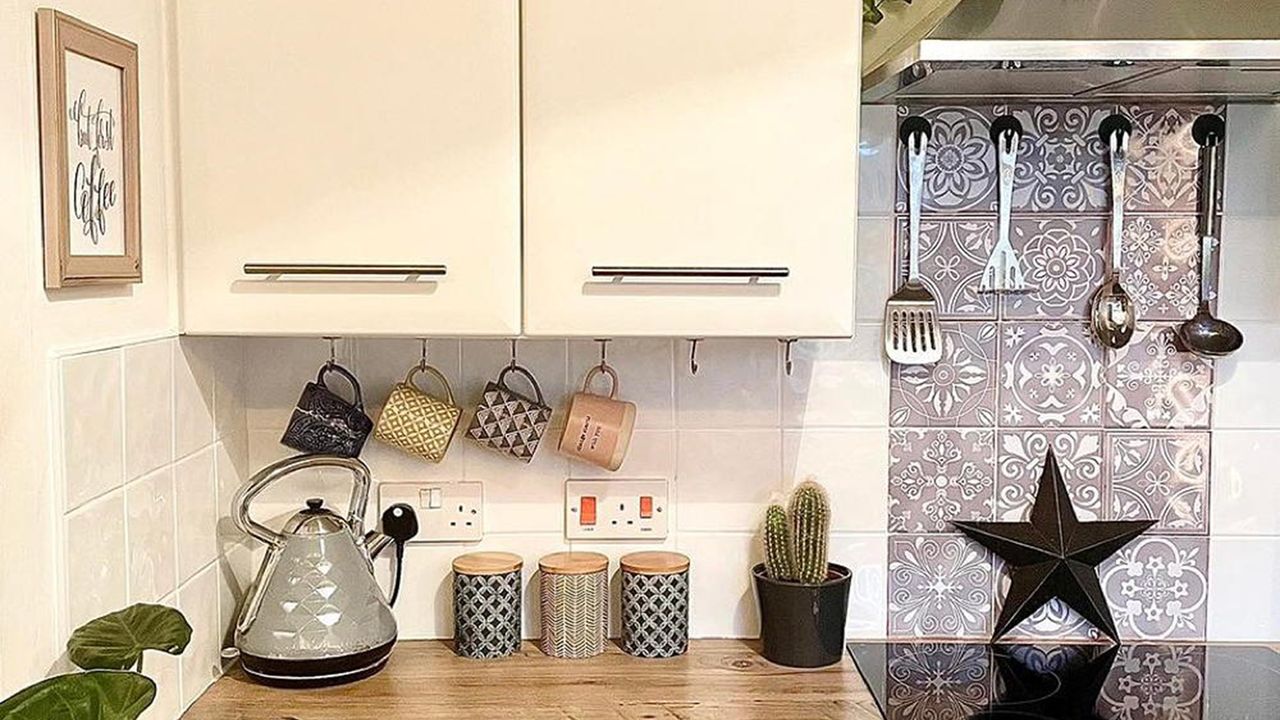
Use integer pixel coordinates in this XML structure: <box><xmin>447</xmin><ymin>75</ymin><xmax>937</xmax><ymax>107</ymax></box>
<box><xmin>752</xmin><ymin>562</ymin><xmax>851</xmax><ymax>668</ymax></box>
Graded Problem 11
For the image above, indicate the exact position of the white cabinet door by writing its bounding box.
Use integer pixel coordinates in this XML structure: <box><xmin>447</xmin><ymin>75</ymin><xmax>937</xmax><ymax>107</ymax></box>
<box><xmin>177</xmin><ymin>1</ymin><xmax>520</xmax><ymax>336</ymax></box>
<box><xmin>522</xmin><ymin>0</ymin><xmax>860</xmax><ymax>337</ymax></box>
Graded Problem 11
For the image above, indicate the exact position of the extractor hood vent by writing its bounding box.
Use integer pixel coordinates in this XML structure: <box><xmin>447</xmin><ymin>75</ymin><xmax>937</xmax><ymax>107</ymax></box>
<box><xmin>864</xmin><ymin>0</ymin><xmax>1280</xmax><ymax>104</ymax></box>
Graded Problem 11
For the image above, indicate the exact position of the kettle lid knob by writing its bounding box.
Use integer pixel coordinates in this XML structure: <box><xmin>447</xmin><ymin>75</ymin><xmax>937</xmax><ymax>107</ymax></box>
<box><xmin>305</xmin><ymin>497</ymin><xmax>324</xmax><ymax>511</ymax></box>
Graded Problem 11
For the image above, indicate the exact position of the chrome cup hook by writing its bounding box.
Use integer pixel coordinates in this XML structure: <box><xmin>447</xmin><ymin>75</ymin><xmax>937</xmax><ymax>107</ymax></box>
<box><xmin>417</xmin><ymin>338</ymin><xmax>429</xmax><ymax>370</ymax></box>
<box><xmin>689</xmin><ymin>339</ymin><xmax>701</xmax><ymax>375</ymax></box>
<box><xmin>509</xmin><ymin>338</ymin><xmax>518</xmax><ymax>369</ymax></box>
<box><xmin>781</xmin><ymin>339</ymin><xmax>796</xmax><ymax>377</ymax></box>
<box><xmin>323</xmin><ymin>336</ymin><xmax>339</xmax><ymax>367</ymax></box>
<box><xmin>595</xmin><ymin>338</ymin><xmax>611</xmax><ymax>370</ymax></box>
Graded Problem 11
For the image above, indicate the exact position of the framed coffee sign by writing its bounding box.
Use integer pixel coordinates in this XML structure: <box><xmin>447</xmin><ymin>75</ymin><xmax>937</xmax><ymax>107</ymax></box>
<box><xmin>36</xmin><ymin>9</ymin><xmax>141</xmax><ymax>288</ymax></box>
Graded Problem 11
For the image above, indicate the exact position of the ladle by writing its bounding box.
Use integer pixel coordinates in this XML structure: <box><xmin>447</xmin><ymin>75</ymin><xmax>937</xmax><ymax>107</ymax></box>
<box><xmin>1090</xmin><ymin>114</ymin><xmax>1136</xmax><ymax>349</ymax></box>
<box><xmin>1177</xmin><ymin>114</ymin><xmax>1243</xmax><ymax>358</ymax></box>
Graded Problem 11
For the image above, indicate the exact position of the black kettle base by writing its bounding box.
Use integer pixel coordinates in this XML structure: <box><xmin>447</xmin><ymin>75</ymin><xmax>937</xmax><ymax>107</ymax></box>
<box><xmin>240</xmin><ymin>639</ymin><xmax>396</xmax><ymax>688</ymax></box>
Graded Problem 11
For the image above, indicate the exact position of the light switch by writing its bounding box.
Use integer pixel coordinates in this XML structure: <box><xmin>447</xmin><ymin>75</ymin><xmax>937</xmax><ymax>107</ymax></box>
<box><xmin>429</xmin><ymin>488</ymin><xmax>443</xmax><ymax>509</ymax></box>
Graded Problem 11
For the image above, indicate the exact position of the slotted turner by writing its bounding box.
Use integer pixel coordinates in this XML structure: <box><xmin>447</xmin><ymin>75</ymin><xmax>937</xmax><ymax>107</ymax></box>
<box><xmin>980</xmin><ymin>115</ymin><xmax>1028</xmax><ymax>293</ymax></box>
<box><xmin>884</xmin><ymin>117</ymin><xmax>942</xmax><ymax>365</ymax></box>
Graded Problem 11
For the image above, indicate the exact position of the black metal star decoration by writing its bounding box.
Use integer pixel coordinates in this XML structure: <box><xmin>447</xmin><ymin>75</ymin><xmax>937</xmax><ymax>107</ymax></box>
<box><xmin>953</xmin><ymin>448</ymin><xmax>1155</xmax><ymax>644</ymax></box>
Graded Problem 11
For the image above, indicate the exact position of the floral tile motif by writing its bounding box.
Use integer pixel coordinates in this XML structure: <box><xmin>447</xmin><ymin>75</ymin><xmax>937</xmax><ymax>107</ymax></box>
<box><xmin>1008</xmin><ymin>103</ymin><xmax>1111</xmax><ymax>213</ymax></box>
<box><xmin>1122</xmin><ymin>216</ymin><xmax>1201</xmax><ymax>322</ymax></box>
<box><xmin>895</xmin><ymin>218</ymin><xmax>997</xmax><ymax>319</ymax></box>
<box><xmin>896</xmin><ymin>105</ymin><xmax>998</xmax><ymax>213</ymax></box>
<box><xmin>999</xmin><ymin>322</ymin><xmax>1104</xmax><ymax>427</ymax></box>
<box><xmin>1105</xmin><ymin>324</ymin><xmax>1213</xmax><ymax>429</ymax></box>
<box><xmin>885</xmin><ymin>642</ymin><xmax>993</xmax><ymax>719</ymax></box>
<box><xmin>995</xmin><ymin>430</ymin><xmax>1105</xmax><ymax>522</ymax></box>
<box><xmin>1097</xmin><ymin>645</ymin><xmax>1205</xmax><ymax>720</ymax></box>
<box><xmin>890</xmin><ymin>429</ymin><xmax>995</xmax><ymax>532</ymax></box>
<box><xmin>1110</xmin><ymin>432</ymin><xmax>1209</xmax><ymax>533</ymax></box>
<box><xmin>1099</xmin><ymin>536</ymin><xmax>1209</xmax><ymax>641</ymax></box>
<box><xmin>892</xmin><ymin>322</ymin><xmax>999</xmax><ymax>427</ymax></box>
<box><xmin>1002</xmin><ymin>218</ymin><xmax>1106</xmax><ymax>319</ymax></box>
<box><xmin>888</xmin><ymin>534</ymin><xmax>994</xmax><ymax>638</ymax></box>
<box><xmin>1124</xmin><ymin>104</ymin><xmax>1223</xmax><ymax>214</ymax></box>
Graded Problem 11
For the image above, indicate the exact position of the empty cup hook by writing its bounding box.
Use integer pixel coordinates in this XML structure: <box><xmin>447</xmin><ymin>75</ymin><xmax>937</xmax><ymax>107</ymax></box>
<box><xmin>689</xmin><ymin>339</ymin><xmax>702</xmax><ymax>375</ymax></box>
<box><xmin>781</xmin><ymin>339</ymin><xmax>796</xmax><ymax>376</ymax></box>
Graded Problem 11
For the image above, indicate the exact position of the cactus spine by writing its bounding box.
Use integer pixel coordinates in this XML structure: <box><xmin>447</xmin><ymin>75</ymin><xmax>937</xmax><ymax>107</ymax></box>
<box><xmin>789</xmin><ymin>481</ymin><xmax>831</xmax><ymax>585</ymax></box>
<box><xmin>763</xmin><ymin>504</ymin><xmax>795</xmax><ymax>581</ymax></box>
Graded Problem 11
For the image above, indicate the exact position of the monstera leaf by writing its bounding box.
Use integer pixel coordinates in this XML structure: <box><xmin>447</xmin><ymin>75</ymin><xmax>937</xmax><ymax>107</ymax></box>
<box><xmin>0</xmin><ymin>671</ymin><xmax>155</xmax><ymax>720</ymax></box>
<box><xmin>67</xmin><ymin>604</ymin><xmax>192</xmax><ymax>671</ymax></box>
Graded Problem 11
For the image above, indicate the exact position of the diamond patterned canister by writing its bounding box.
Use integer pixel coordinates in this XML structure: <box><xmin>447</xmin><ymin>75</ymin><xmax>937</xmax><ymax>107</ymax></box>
<box><xmin>452</xmin><ymin>552</ymin><xmax>523</xmax><ymax>659</ymax></box>
<box><xmin>620</xmin><ymin>552</ymin><xmax>690</xmax><ymax>658</ymax></box>
<box><xmin>538</xmin><ymin>552</ymin><xmax>609</xmax><ymax>659</ymax></box>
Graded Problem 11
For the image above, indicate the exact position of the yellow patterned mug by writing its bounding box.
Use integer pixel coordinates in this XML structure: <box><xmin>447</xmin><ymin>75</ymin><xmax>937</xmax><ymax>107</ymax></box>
<box><xmin>374</xmin><ymin>364</ymin><xmax>461</xmax><ymax>463</ymax></box>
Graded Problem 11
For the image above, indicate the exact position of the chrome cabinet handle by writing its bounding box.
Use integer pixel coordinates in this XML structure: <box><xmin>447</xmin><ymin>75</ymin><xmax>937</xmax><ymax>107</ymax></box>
<box><xmin>243</xmin><ymin>263</ymin><xmax>447</xmax><ymax>276</ymax></box>
<box><xmin>591</xmin><ymin>266</ymin><xmax>790</xmax><ymax>279</ymax></box>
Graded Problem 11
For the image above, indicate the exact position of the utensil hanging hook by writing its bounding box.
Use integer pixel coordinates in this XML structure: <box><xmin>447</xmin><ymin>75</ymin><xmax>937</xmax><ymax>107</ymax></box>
<box><xmin>781</xmin><ymin>339</ymin><xmax>796</xmax><ymax>376</ymax></box>
<box><xmin>323</xmin><ymin>336</ymin><xmax>339</xmax><ymax>367</ymax></box>
<box><xmin>418</xmin><ymin>338</ymin><xmax>429</xmax><ymax>370</ymax></box>
<box><xmin>689</xmin><ymin>339</ymin><xmax>701</xmax><ymax>375</ymax></box>
<box><xmin>596</xmin><ymin>338</ymin><xmax>611</xmax><ymax>370</ymax></box>
<box><xmin>509</xmin><ymin>338</ymin><xmax>518</xmax><ymax>369</ymax></box>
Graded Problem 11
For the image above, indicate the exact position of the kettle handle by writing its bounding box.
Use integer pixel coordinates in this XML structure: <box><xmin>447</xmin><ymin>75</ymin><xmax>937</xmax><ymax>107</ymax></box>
<box><xmin>233</xmin><ymin>454</ymin><xmax>372</xmax><ymax>547</ymax></box>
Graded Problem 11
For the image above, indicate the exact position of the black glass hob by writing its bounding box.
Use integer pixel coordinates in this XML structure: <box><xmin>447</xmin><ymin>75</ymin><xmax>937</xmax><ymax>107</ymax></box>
<box><xmin>847</xmin><ymin>641</ymin><xmax>1280</xmax><ymax>719</ymax></box>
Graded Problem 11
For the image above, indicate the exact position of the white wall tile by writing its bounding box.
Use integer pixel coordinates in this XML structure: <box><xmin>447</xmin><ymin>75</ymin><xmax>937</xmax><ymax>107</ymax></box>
<box><xmin>1212</xmin><ymin>322</ymin><xmax>1280</xmax><ymax>429</ymax></box>
<box><xmin>856</xmin><ymin>219</ymin><xmax>894</xmax><ymax>322</ymax></box>
<box><xmin>676</xmin><ymin>430</ymin><xmax>781</xmax><ymax>532</ymax></box>
<box><xmin>139</xmin><ymin>635</ymin><xmax>183</xmax><ymax>720</ymax></box>
<box><xmin>1222</xmin><ymin>104</ymin><xmax>1280</xmax><ymax>219</ymax></box>
<box><xmin>65</xmin><ymin>492</ymin><xmax>127</xmax><ymax>630</ymax></box>
<box><xmin>676</xmin><ymin>340</ymin><xmax>780</xmax><ymax>429</ymax></box>
<box><xmin>177</xmin><ymin>565</ymin><xmax>222</xmax><ymax>707</ymax></box>
<box><xmin>175</xmin><ymin>447</ymin><xmax>217</xmax><ymax>584</ymax></box>
<box><xmin>783</xmin><ymin>429</ymin><xmax>889</xmax><ymax>533</ymax></box>
<box><xmin>831</xmin><ymin>534</ymin><xmax>887</xmax><ymax>639</ymax></box>
<box><xmin>782</xmin><ymin>329</ymin><xmax>889</xmax><ymax>428</ymax></box>
<box><xmin>211</xmin><ymin>339</ymin><xmax>246</xmax><ymax>442</ymax></box>
<box><xmin>464</xmin><ymin>438</ymin><xmax>569</xmax><ymax>534</ymax></box>
<box><xmin>174</xmin><ymin>341</ymin><xmax>216</xmax><ymax>458</ymax></box>
<box><xmin>124</xmin><ymin>339</ymin><xmax>174</xmax><ymax>482</ymax></box>
<box><xmin>242</xmin><ymin>337</ymin><xmax>354</xmax><ymax>430</ymax></box>
<box><xmin>678</xmin><ymin>533</ymin><xmax>761</xmax><ymax>638</ymax></box>
<box><xmin>62</xmin><ymin>349</ymin><xmax>124</xmax><ymax>510</ymax></box>
<box><xmin>126</xmin><ymin>467</ymin><xmax>177</xmax><ymax>603</ymax></box>
<box><xmin>1218</xmin><ymin>216</ymin><xmax>1280</xmax><ymax>323</ymax></box>
<box><xmin>1207</xmin><ymin>537</ymin><xmax>1280</xmax><ymax>641</ymax></box>
<box><xmin>568</xmin><ymin>429</ymin><xmax>676</xmax><ymax>480</ymax></box>
<box><xmin>1211</xmin><ymin>430</ymin><xmax>1280</xmax><ymax>535</ymax></box>
<box><xmin>569</xmin><ymin>339</ymin><xmax>673</xmax><ymax>430</ymax></box>
<box><xmin>858</xmin><ymin>104</ymin><xmax>897</xmax><ymax>217</ymax></box>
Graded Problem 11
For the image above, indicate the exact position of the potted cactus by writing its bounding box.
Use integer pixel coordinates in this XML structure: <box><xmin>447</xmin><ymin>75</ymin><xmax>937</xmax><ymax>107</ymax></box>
<box><xmin>752</xmin><ymin>480</ymin><xmax>851</xmax><ymax>667</ymax></box>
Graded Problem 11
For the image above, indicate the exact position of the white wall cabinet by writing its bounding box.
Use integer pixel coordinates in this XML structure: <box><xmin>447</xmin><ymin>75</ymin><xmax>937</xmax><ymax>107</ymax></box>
<box><xmin>521</xmin><ymin>0</ymin><xmax>860</xmax><ymax>337</ymax></box>
<box><xmin>176</xmin><ymin>1</ymin><xmax>521</xmax><ymax>336</ymax></box>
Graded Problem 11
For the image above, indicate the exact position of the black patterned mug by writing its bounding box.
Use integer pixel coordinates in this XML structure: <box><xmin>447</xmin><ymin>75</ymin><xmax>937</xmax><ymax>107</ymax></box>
<box><xmin>280</xmin><ymin>362</ymin><xmax>373</xmax><ymax>458</ymax></box>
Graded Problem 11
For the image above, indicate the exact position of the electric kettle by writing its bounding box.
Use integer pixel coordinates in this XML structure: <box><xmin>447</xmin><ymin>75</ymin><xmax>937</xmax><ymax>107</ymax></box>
<box><xmin>232</xmin><ymin>454</ymin><xmax>417</xmax><ymax>687</ymax></box>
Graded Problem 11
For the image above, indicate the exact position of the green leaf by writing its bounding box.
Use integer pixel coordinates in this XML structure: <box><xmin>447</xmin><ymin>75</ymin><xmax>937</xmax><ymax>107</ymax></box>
<box><xmin>0</xmin><ymin>671</ymin><xmax>155</xmax><ymax>720</ymax></box>
<box><xmin>67</xmin><ymin>604</ymin><xmax>192</xmax><ymax>671</ymax></box>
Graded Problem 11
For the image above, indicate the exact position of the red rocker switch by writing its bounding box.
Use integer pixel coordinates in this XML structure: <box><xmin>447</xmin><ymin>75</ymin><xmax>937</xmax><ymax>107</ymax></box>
<box><xmin>639</xmin><ymin>496</ymin><xmax>654</xmax><ymax>519</ymax></box>
<box><xmin>580</xmin><ymin>496</ymin><xmax>597</xmax><ymax>525</ymax></box>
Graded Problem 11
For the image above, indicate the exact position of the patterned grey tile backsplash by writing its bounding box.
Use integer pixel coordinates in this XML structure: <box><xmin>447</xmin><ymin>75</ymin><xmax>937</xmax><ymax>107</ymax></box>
<box><xmin>886</xmin><ymin>101</ymin><xmax>1221</xmax><ymax>643</ymax></box>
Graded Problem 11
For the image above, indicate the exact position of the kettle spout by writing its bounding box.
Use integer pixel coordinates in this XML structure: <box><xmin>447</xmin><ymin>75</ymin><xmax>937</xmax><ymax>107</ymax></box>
<box><xmin>364</xmin><ymin>530</ymin><xmax>396</xmax><ymax>559</ymax></box>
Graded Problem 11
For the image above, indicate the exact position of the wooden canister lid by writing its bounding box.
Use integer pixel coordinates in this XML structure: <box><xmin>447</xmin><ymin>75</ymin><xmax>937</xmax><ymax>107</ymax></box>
<box><xmin>453</xmin><ymin>552</ymin><xmax>523</xmax><ymax>576</ymax></box>
<box><xmin>539</xmin><ymin>551</ymin><xmax>608</xmax><ymax>575</ymax></box>
<box><xmin>621</xmin><ymin>551</ymin><xmax>690</xmax><ymax>575</ymax></box>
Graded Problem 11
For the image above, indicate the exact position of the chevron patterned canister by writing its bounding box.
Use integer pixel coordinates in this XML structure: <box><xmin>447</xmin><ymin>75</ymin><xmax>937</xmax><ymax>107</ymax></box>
<box><xmin>538</xmin><ymin>552</ymin><xmax>609</xmax><ymax>659</ymax></box>
<box><xmin>452</xmin><ymin>553</ymin><xmax>524</xmax><ymax>659</ymax></box>
<box><xmin>620</xmin><ymin>552</ymin><xmax>690</xmax><ymax>658</ymax></box>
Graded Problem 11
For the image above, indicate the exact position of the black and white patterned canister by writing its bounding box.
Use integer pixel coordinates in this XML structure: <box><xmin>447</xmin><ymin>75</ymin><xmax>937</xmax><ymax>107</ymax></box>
<box><xmin>538</xmin><ymin>552</ymin><xmax>609</xmax><ymax>659</ymax></box>
<box><xmin>621</xmin><ymin>552</ymin><xmax>690</xmax><ymax>658</ymax></box>
<box><xmin>452</xmin><ymin>552</ymin><xmax>523</xmax><ymax>659</ymax></box>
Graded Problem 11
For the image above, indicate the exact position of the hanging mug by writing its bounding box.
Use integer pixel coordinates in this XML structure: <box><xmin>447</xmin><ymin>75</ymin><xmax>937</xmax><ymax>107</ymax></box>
<box><xmin>467</xmin><ymin>364</ymin><xmax>554</xmax><ymax>463</ymax></box>
<box><xmin>558</xmin><ymin>363</ymin><xmax>635</xmax><ymax>471</ymax></box>
<box><xmin>374</xmin><ymin>363</ymin><xmax>462</xmax><ymax>463</ymax></box>
<box><xmin>280</xmin><ymin>362</ymin><xmax>374</xmax><ymax>458</ymax></box>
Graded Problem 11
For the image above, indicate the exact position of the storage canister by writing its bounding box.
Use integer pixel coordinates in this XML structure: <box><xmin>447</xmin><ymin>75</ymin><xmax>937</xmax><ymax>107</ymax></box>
<box><xmin>452</xmin><ymin>552</ymin><xmax>523</xmax><ymax>659</ymax></box>
<box><xmin>620</xmin><ymin>551</ymin><xmax>690</xmax><ymax>658</ymax></box>
<box><xmin>538</xmin><ymin>552</ymin><xmax>609</xmax><ymax>659</ymax></box>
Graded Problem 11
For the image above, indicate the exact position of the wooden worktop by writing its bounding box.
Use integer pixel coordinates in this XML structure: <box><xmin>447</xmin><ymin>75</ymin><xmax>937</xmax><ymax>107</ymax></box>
<box><xmin>181</xmin><ymin>640</ymin><xmax>882</xmax><ymax>719</ymax></box>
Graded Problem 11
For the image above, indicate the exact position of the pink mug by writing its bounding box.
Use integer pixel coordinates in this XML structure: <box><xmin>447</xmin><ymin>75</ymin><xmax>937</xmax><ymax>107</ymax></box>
<box><xmin>558</xmin><ymin>363</ymin><xmax>635</xmax><ymax>471</ymax></box>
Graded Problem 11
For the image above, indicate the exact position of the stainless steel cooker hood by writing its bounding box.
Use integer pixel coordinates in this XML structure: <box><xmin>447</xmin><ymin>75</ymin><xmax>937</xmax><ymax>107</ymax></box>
<box><xmin>863</xmin><ymin>0</ymin><xmax>1280</xmax><ymax>103</ymax></box>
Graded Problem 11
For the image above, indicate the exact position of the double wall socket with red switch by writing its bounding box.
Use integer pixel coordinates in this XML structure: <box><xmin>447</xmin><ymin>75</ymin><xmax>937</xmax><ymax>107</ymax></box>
<box><xmin>565</xmin><ymin>479</ymin><xmax>669</xmax><ymax>541</ymax></box>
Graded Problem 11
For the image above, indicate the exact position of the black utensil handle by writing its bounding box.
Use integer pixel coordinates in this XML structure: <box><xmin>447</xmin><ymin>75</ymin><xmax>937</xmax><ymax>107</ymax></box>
<box><xmin>1099</xmin><ymin>114</ymin><xmax>1133</xmax><ymax>145</ymax></box>
<box><xmin>989</xmin><ymin>114</ymin><xmax>1023</xmax><ymax>146</ymax></box>
<box><xmin>1192</xmin><ymin>113</ymin><xmax>1226</xmax><ymax>148</ymax></box>
<box><xmin>899</xmin><ymin>116</ymin><xmax>932</xmax><ymax>146</ymax></box>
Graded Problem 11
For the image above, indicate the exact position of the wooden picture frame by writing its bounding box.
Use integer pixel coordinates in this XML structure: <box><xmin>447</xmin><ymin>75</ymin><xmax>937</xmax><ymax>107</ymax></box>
<box><xmin>36</xmin><ymin>8</ymin><xmax>141</xmax><ymax>288</ymax></box>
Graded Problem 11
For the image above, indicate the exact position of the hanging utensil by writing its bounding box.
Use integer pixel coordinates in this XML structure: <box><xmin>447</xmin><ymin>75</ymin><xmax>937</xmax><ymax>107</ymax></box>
<box><xmin>1177</xmin><ymin>113</ymin><xmax>1243</xmax><ymax>358</ymax></box>
<box><xmin>979</xmin><ymin>115</ymin><xmax>1028</xmax><ymax>294</ymax></box>
<box><xmin>1090</xmin><ymin>114</ymin><xmax>1137</xmax><ymax>349</ymax></box>
<box><xmin>884</xmin><ymin>116</ymin><xmax>942</xmax><ymax>365</ymax></box>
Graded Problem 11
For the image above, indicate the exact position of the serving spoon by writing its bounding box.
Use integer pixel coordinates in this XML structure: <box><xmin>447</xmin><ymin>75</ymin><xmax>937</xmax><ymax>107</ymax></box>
<box><xmin>1090</xmin><ymin>114</ymin><xmax>1136</xmax><ymax>350</ymax></box>
<box><xmin>1177</xmin><ymin>114</ymin><xmax>1243</xmax><ymax>358</ymax></box>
